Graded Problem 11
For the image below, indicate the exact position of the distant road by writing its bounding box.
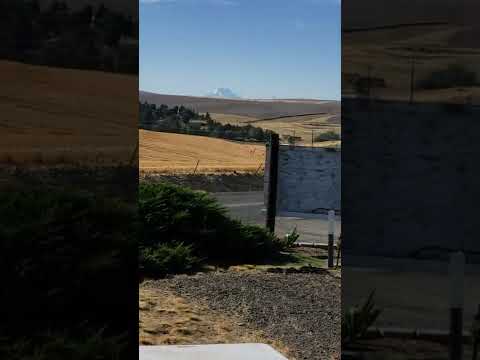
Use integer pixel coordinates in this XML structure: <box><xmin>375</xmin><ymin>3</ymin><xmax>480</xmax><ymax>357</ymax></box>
<box><xmin>246</xmin><ymin>113</ymin><xmax>328</xmax><ymax>123</ymax></box>
<box><xmin>212</xmin><ymin>192</ymin><xmax>341</xmax><ymax>245</ymax></box>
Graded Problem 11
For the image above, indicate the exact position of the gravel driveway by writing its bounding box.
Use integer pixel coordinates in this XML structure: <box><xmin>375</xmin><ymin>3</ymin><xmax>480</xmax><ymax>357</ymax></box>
<box><xmin>147</xmin><ymin>271</ymin><xmax>340</xmax><ymax>360</ymax></box>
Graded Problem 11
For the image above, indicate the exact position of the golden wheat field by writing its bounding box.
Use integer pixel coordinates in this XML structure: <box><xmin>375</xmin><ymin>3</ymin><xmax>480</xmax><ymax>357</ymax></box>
<box><xmin>139</xmin><ymin>130</ymin><xmax>265</xmax><ymax>173</ymax></box>
<box><xmin>1</xmin><ymin>61</ymin><xmax>137</xmax><ymax>165</ymax></box>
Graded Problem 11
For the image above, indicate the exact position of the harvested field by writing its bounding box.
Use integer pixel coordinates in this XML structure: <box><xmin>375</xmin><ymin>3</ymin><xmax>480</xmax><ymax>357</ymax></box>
<box><xmin>146</xmin><ymin>271</ymin><xmax>341</xmax><ymax>360</ymax></box>
<box><xmin>343</xmin><ymin>1</ymin><xmax>480</xmax><ymax>104</ymax></box>
<box><xmin>210</xmin><ymin>113</ymin><xmax>340</xmax><ymax>147</ymax></box>
<box><xmin>139</xmin><ymin>130</ymin><xmax>265</xmax><ymax>173</ymax></box>
<box><xmin>1</xmin><ymin>61</ymin><xmax>137</xmax><ymax>165</ymax></box>
<box><xmin>208</xmin><ymin>113</ymin><xmax>259</xmax><ymax>125</ymax></box>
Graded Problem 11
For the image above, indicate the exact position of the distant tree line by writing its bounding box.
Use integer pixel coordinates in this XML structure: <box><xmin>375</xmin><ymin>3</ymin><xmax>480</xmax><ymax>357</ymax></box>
<box><xmin>1</xmin><ymin>0</ymin><xmax>138</xmax><ymax>73</ymax></box>
<box><xmin>139</xmin><ymin>101</ymin><xmax>273</xmax><ymax>142</ymax></box>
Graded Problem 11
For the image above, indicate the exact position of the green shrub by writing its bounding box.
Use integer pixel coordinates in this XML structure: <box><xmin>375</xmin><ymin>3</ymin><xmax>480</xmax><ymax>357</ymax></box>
<box><xmin>315</xmin><ymin>130</ymin><xmax>340</xmax><ymax>142</ymax></box>
<box><xmin>342</xmin><ymin>290</ymin><xmax>382</xmax><ymax>346</ymax></box>
<box><xmin>140</xmin><ymin>243</ymin><xmax>200</xmax><ymax>277</ymax></box>
<box><xmin>280</xmin><ymin>227</ymin><xmax>300</xmax><ymax>249</ymax></box>
<box><xmin>139</xmin><ymin>182</ymin><xmax>283</xmax><ymax>269</ymax></box>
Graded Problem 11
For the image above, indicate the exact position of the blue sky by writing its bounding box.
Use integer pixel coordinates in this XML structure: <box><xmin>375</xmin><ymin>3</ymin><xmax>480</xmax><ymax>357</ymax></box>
<box><xmin>140</xmin><ymin>0</ymin><xmax>340</xmax><ymax>100</ymax></box>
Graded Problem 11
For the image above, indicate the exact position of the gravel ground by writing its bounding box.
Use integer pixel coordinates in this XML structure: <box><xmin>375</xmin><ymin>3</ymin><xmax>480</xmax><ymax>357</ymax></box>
<box><xmin>147</xmin><ymin>271</ymin><xmax>340</xmax><ymax>360</ymax></box>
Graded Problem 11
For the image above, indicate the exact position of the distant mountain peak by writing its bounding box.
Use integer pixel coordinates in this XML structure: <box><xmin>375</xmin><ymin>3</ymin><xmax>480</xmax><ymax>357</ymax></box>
<box><xmin>206</xmin><ymin>88</ymin><xmax>240</xmax><ymax>99</ymax></box>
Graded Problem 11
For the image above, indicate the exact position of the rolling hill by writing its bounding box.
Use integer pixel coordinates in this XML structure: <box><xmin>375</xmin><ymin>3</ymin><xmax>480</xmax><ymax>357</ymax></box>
<box><xmin>139</xmin><ymin>91</ymin><xmax>341</xmax><ymax>146</ymax></box>
<box><xmin>139</xmin><ymin>91</ymin><xmax>340</xmax><ymax>119</ymax></box>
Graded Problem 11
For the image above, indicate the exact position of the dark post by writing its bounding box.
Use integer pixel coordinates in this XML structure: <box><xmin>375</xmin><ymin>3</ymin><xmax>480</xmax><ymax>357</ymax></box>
<box><xmin>449</xmin><ymin>252</ymin><xmax>465</xmax><ymax>360</ymax></box>
<box><xmin>367</xmin><ymin>65</ymin><xmax>372</xmax><ymax>99</ymax></box>
<box><xmin>473</xmin><ymin>304</ymin><xmax>479</xmax><ymax>360</ymax></box>
<box><xmin>409</xmin><ymin>57</ymin><xmax>416</xmax><ymax>105</ymax></box>
<box><xmin>266</xmin><ymin>133</ymin><xmax>279</xmax><ymax>233</ymax></box>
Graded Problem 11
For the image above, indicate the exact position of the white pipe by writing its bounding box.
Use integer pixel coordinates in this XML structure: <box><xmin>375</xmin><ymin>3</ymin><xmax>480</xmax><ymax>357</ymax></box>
<box><xmin>328</xmin><ymin>209</ymin><xmax>335</xmax><ymax>236</ymax></box>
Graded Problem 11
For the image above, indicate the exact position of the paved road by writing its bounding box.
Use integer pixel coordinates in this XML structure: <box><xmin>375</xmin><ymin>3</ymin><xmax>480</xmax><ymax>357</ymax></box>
<box><xmin>212</xmin><ymin>191</ymin><xmax>341</xmax><ymax>245</ymax></box>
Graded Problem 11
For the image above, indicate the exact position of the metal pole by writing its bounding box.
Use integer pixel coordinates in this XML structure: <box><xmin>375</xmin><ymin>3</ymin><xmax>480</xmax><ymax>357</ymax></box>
<box><xmin>449</xmin><ymin>251</ymin><xmax>465</xmax><ymax>360</ymax></box>
<box><xmin>328</xmin><ymin>209</ymin><xmax>335</xmax><ymax>268</ymax></box>
<box><xmin>265</xmin><ymin>133</ymin><xmax>279</xmax><ymax>233</ymax></box>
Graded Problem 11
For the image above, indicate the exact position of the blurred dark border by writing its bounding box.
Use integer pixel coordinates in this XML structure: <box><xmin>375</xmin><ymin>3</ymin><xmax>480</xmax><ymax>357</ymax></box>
<box><xmin>0</xmin><ymin>1</ymin><xmax>138</xmax><ymax>358</ymax></box>
<box><xmin>342</xmin><ymin>0</ymin><xmax>480</xmax><ymax>358</ymax></box>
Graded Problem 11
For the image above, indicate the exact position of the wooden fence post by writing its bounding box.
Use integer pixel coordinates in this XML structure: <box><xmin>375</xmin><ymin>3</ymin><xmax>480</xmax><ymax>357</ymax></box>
<box><xmin>266</xmin><ymin>133</ymin><xmax>279</xmax><ymax>233</ymax></box>
<box><xmin>193</xmin><ymin>159</ymin><xmax>200</xmax><ymax>175</ymax></box>
<box><xmin>328</xmin><ymin>209</ymin><xmax>335</xmax><ymax>268</ymax></box>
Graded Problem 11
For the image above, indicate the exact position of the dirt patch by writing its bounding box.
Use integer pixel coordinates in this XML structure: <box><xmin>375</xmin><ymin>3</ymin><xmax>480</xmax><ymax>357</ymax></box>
<box><xmin>147</xmin><ymin>271</ymin><xmax>341</xmax><ymax>360</ymax></box>
<box><xmin>139</xmin><ymin>286</ymin><xmax>289</xmax><ymax>356</ymax></box>
<box><xmin>140</xmin><ymin>172</ymin><xmax>264</xmax><ymax>192</ymax></box>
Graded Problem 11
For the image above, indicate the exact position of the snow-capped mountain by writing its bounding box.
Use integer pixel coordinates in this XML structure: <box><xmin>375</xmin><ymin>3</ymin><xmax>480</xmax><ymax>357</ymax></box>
<box><xmin>206</xmin><ymin>88</ymin><xmax>241</xmax><ymax>99</ymax></box>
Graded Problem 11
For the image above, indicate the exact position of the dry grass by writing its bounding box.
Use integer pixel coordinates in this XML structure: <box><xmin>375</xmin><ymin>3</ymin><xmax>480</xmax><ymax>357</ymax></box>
<box><xmin>211</xmin><ymin>113</ymin><xmax>341</xmax><ymax>147</ymax></box>
<box><xmin>0</xmin><ymin>61</ymin><xmax>137</xmax><ymax>165</ymax></box>
<box><xmin>139</xmin><ymin>285</ymin><xmax>290</xmax><ymax>357</ymax></box>
<box><xmin>139</xmin><ymin>130</ymin><xmax>265</xmax><ymax>173</ymax></box>
<box><xmin>208</xmin><ymin>113</ymin><xmax>259</xmax><ymax>125</ymax></box>
<box><xmin>343</xmin><ymin>20</ymin><xmax>480</xmax><ymax>104</ymax></box>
